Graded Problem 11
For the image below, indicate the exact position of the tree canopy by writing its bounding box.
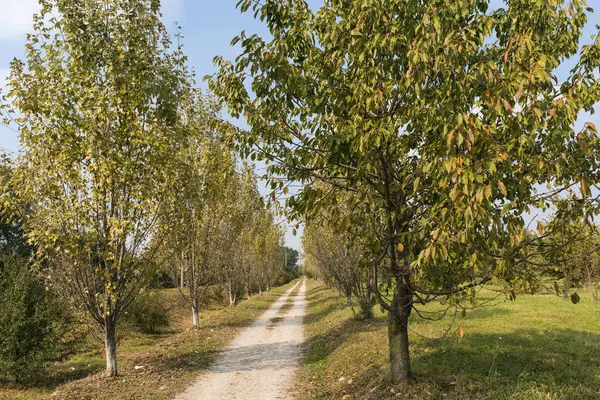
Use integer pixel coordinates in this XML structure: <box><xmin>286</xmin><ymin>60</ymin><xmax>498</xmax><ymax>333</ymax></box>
<box><xmin>2</xmin><ymin>0</ymin><xmax>193</xmax><ymax>377</ymax></box>
<box><xmin>210</xmin><ymin>0</ymin><xmax>600</xmax><ymax>382</ymax></box>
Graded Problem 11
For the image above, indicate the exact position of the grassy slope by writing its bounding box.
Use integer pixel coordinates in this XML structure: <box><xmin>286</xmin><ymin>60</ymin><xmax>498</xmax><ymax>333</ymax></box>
<box><xmin>1</xmin><ymin>279</ymin><xmax>299</xmax><ymax>400</ymax></box>
<box><xmin>295</xmin><ymin>279</ymin><xmax>600</xmax><ymax>400</ymax></box>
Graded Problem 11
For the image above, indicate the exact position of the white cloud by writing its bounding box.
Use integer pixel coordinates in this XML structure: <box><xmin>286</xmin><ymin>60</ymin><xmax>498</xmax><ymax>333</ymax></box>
<box><xmin>161</xmin><ymin>0</ymin><xmax>183</xmax><ymax>26</ymax></box>
<box><xmin>0</xmin><ymin>0</ymin><xmax>40</xmax><ymax>40</ymax></box>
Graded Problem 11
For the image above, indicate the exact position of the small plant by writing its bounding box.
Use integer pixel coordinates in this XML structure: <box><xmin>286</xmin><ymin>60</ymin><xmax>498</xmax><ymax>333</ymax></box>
<box><xmin>122</xmin><ymin>292</ymin><xmax>169</xmax><ymax>334</ymax></box>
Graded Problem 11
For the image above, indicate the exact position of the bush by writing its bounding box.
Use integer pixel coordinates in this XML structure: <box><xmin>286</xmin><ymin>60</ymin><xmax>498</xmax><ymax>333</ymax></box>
<box><xmin>0</xmin><ymin>255</ymin><xmax>71</xmax><ymax>383</ymax></box>
<box><xmin>122</xmin><ymin>292</ymin><xmax>169</xmax><ymax>334</ymax></box>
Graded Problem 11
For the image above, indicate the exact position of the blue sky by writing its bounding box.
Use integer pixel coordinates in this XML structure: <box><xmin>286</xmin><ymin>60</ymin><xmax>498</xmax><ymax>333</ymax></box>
<box><xmin>0</xmin><ymin>0</ymin><xmax>598</xmax><ymax>251</ymax></box>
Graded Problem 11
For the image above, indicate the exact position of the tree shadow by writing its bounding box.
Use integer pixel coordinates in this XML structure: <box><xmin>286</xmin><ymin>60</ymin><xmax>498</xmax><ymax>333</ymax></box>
<box><xmin>303</xmin><ymin>289</ymin><xmax>352</xmax><ymax>326</ymax></box>
<box><xmin>415</xmin><ymin>328</ymin><xmax>600</xmax><ymax>387</ymax></box>
<box><xmin>0</xmin><ymin>355</ymin><xmax>105</xmax><ymax>392</ymax></box>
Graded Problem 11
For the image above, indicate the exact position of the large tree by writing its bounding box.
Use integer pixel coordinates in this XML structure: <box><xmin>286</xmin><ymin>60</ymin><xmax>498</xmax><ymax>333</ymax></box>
<box><xmin>2</xmin><ymin>0</ymin><xmax>190</xmax><ymax>377</ymax></box>
<box><xmin>210</xmin><ymin>0</ymin><xmax>600</xmax><ymax>382</ymax></box>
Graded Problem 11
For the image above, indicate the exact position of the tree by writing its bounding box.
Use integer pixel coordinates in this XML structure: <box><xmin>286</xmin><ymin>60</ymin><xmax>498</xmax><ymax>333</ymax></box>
<box><xmin>284</xmin><ymin>247</ymin><xmax>299</xmax><ymax>272</ymax></box>
<box><xmin>0</xmin><ymin>163</ymin><xmax>70</xmax><ymax>383</ymax></box>
<box><xmin>303</xmin><ymin>218</ymin><xmax>375</xmax><ymax>319</ymax></box>
<box><xmin>159</xmin><ymin>93</ymin><xmax>233</xmax><ymax>327</ymax></box>
<box><xmin>542</xmin><ymin>202</ymin><xmax>600</xmax><ymax>302</ymax></box>
<box><xmin>0</xmin><ymin>162</ymin><xmax>31</xmax><ymax>258</ymax></box>
<box><xmin>220</xmin><ymin>168</ymin><xmax>283</xmax><ymax>304</ymax></box>
<box><xmin>2</xmin><ymin>0</ymin><xmax>191</xmax><ymax>377</ymax></box>
<box><xmin>252</xmin><ymin>208</ymin><xmax>285</xmax><ymax>292</ymax></box>
<box><xmin>279</xmin><ymin>246</ymin><xmax>301</xmax><ymax>284</ymax></box>
<box><xmin>0</xmin><ymin>254</ymin><xmax>71</xmax><ymax>383</ymax></box>
<box><xmin>210</xmin><ymin>0</ymin><xmax>600</xmax><ymax>382</ymax></box>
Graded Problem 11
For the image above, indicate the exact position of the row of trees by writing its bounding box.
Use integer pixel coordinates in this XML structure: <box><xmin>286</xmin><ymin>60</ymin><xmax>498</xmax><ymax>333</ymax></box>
<box><xmin>210</xmin><ymin>0</ymin><xmax>600</xmax><ymax>384</ymax></box>
<box><xmin>0</xmin><ymin>0</ymin><xmax>290</xmax><ymax>379</ymax></box>
<box><xmin>303</xmin><ymin>201</ymin><xmax>600</xmax><ymax>324</ymax></box>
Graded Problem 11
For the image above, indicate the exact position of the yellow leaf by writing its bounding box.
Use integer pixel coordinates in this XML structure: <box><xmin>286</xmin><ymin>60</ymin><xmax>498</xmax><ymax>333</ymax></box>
<box><xmin>484</xmin><ymin>184</ymin><xmax>492</xmax><ymax>199</ymax></box>
<box><xmin>536</xmin><ymin>221</ymin><xmax>545</xmax><ymax>235</ymax></box>
<box><xmin>581</xmin><ymin>177</ymin><xmax>589</xmax><ymax>196</ymax></box>
<box><xmin>497</xmin><ymin>181</ymin><xmax>507</xmax><ymax>196</ymax></box>
<box><xmin>476</xmin><ymin>190</ymin><xmax>483</xmax><ymax>203</ymax></box>
<box><xmin>397</xmin><ymin>243</ymin><xmax>404</xmax><ymax>253</ymax></box>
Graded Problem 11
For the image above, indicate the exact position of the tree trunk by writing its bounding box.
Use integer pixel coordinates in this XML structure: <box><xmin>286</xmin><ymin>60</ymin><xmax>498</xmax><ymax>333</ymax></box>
<box><xmin>586</xmin><ymin>273</ymin><xmax>598</xmax><ymax>302</ymax></box>
<box><xmin>180</xmin><ymin>263</ymin><xmax>184</xmax><ymax>289</ymax></box>
<box><xmin>345</xmin><ymin>294</ymin><xmax>353</xmax><ymax>307</ymax></box>
<box><xmin>104</xmin><ymin>316</ymin><xmax>118</xmax><ymax>377</ymax></box>
<box><xmin>388</xmin><ymin>292</ymin><xmax>411</xmax><ymax>383</ymax></box>
<box><xmin>563</xmin><ymin>276</ymin><xmax>571</xmax><ymax>300</ymax></box>
<box><xmin>192</xmin><ymin>305</ymin><xmax>200</xmax><ymax>329</ymax></box>
<box><xmin>358</xmin><ymin>288</ymin><xmax>374</xmax><ymax>320</ymax></box>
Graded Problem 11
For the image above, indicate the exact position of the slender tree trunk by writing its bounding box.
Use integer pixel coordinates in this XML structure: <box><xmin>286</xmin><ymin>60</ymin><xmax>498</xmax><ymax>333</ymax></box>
<box><xmin>227</xmin><ymin>278</ymin><xmax>235</xmax><ymax>307</ymax></box>
<box><xmin>104</xmin><ymin>316</ymin><xmax>118</xmax><ymax>377</ymax></box>
<box><xmin>180</xmin><ymin>251</ymin><xmax>185</xmax><ymax>289</ymax></box>
<box><xmin>563</xmin><ymin>276</ymin><xmax>571</xmax><ymax>300</ymax></box>
<box><xmin>358</xmin><ymin>287</ymin><xmax>374</xmax><ymax>320</ymax></box>
<box><xmin>586</xmin><ymin>271</ymin><xmax>598</xmax><ymax>302</ymax></box>
<box><xmin>589</xmin><ymin>277</ymin><xmax>599</xmax><ymax>302</ymax></box>
<box><xmin>180</xmin><ymin>265</ymin><xmax>184</xmax><ymax>288</ymax></box>
<box><xmin>388</xmin><ymin>290</ymin><xmax>411</xmax><ymax>383</ymax></box>
<box><xmin>192</xmin><ymin>305</ymin><xmax>200</xmax><ymax>329</ymax></box>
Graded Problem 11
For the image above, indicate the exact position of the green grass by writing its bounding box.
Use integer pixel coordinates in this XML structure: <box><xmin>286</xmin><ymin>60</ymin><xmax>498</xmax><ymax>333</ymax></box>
<box><xmin>0</xmin><ymin>279</ymin><xmax>300</xmax><ymax>400</ymax></box>
<box><xmin>295</xmin><ymin>279</ymin><xmax>600</xmax><ymax>400</ymax></box>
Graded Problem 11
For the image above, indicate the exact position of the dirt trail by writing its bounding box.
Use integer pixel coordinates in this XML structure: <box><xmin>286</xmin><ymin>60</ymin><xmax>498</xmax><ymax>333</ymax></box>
<box><xmin>174</xmin><ymin>279</ymin><xmax>307</xmax><ymax>400</ymax></box>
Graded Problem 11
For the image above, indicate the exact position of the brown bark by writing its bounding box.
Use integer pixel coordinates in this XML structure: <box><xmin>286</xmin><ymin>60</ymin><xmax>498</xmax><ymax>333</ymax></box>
<box><xmin>388</xmin><ymin>287</ymin><xmax>412</xmax><ymax>383</ymax></box>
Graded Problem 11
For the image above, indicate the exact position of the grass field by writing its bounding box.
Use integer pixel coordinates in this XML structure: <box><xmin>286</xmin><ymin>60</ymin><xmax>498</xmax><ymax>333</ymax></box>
<box><xmin>0</xmin><ymin>279</ymin><xmax>300</xmax><ymax>400</ymax></box>
<box><xmin>294</xmin><ymin>279</ymin><xmax>600</xmax><ymax>400</ymax></box>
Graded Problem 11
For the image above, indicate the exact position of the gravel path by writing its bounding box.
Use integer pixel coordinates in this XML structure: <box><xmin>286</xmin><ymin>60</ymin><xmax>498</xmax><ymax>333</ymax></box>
<box><xmin>174</xmin><ymin>279</ymin><xmax>307</xmax><ymax>400</ymax></box>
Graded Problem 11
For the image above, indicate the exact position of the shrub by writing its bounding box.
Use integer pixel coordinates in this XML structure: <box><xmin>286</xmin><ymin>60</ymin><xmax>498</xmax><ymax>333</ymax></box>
<box><xmin>122</xmin><ymin>292</ymin><xmax>169</xmax><ymax>334</ymax></box>
<box><xmin>0</xmin><ymin>255</ymin><xmax>71</xmax><ymax>383</ymax></box>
